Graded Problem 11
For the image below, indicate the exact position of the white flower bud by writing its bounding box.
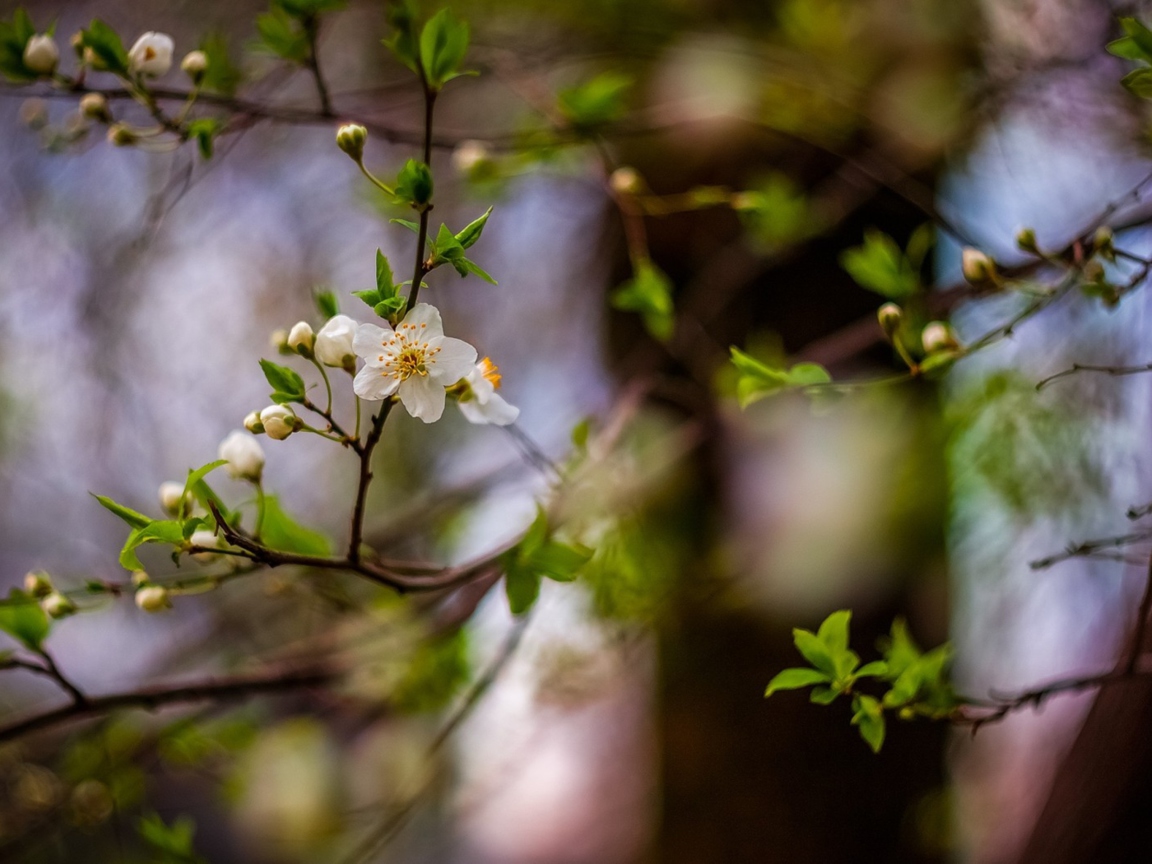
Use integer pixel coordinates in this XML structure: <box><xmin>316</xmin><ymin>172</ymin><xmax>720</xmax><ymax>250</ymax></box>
<box><xmin>314</xmin><ymin>314</ymin><xmax>358</xmax><ymax>368</ymax></box>
<box><xmin>609</xmin><ymin>166</ymin><xmax>643</xmax><ymax>196</ymax></box>
<box><xmin>135</xmin><ymin>585</ymin><xmax>171</xmax><ymax>612</ymax></box>
<box><xmin>23</xmin><ymin>34</ymin><xmax>59</xmax><ymax>75</ymax></box>
<box><xmin>960</xmin><ymin>248</ymin><xmax>995</xmax><ymax>284</ymax></box>
<box><xmin>127</xmin><ymin>32</ymin><xmax>174</xmax><ymax>77</ymax></box>
<box><xmin>41</xmin><ymin>592</ymin><xmax>76</xmax><ymax>619</ymax></box>
<box><xmin>79</xmin><ymin>92</ymin><xmax>111</xmax><ymax>121</ymax></box>
<box><xmin>336</xmin><ymin>123</ymin><xmax>367</xmax><ymax>162</ymax></box>
<box><xmin>131</xmin><ymin>570</ymin><xmax>150</xmax><ymax>586</ymax></box>
<box><xmin>270</xmin><ymin>328</ymin><xmax>290</xmax><ymax>354</ymax></box>
<box><xmin>158</xmin><ymin>481</ymin><xmax>186</xmax><ymax>516</ymax></box>
<box><xmin>244</xmin><ymin>410</ymin><xmax>265</xmax><ymax>434</ymax></box>
<box><xmin>23</xmin><ymin>571</ymin><xmax>52</xmax><ymax>598</ymax></box>
<box><xmin>921</xmin><ymin>321</ymin><xmax>960</xmax><ymax>354</ymax></box>
<box><xmin>260</xmin><ymin>404</ymin><xmax>300</xmax><ymax>441</ymax></box>
<box><xmin>218</xmin><ymin>430</ymin><xmax>265</xmax><ymax>481</ymax></box>
<box><xmin>107</xmin><ymin>123</ymin><xmax>136</xmax><ymax>147</ymax></box>
<box><xmin>287</xmin><ymin>321</ymin><xmax>315</xmax><ymax>354</ymax></box>
<box><xmin>189</xmin><ymin>529</ymin><xmax>222</xmax><ymax>562</ymax></box>
<box><xmin>180</xmin><ymin>50</ymin><xmax>208</xmax><ymax>80</ymax></box>
<box><xmin>451</xmin><ymin>139</ymin><xmax>491</xmax><ymax>175</ymax></box>
<box><xmin>877</xmin><ymin>303</ymin><xmax>902</xmax><ymax>338</ymax></box>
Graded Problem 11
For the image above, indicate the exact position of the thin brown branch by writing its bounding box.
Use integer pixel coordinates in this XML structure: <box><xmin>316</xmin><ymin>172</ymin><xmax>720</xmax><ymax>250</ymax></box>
<box><xmin>1030</xmin><ymin>530</ymin><xmax>1152</xmax><ymax>570</ymax></box>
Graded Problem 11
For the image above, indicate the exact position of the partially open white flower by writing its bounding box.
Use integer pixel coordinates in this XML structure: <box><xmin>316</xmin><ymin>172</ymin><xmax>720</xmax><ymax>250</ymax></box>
<box><xmin>23</xmin><ymin>34</ymin><xmax>59</xmax><ymax>75</ymax></box>
<box><xmin>218</xmin><ymin>430</ymin><xmax>265</xmax><ymax>481</ymax></box>
<box><xmin>260</xmin><ymin>404</ymin><xmax>299</xmax><ymax>440</ymax></box>
<box><xmin>158</xmin><ymin>481</ymin><xmax>186</xmax><ymax>516</ymax></box>
<box><xmin>455</xmin><ymin>358</ymin><xmax>520</xmax><ymax>426</ymax></box>
<box><xmin>314</xmin><ymin>315</ymin><xmax>358</xmax><ymax>368</ymax></box>
<box><xmin>287</xmin><ymin>321</ymin><xmax>314</xmax><ymax>354</ymax></box>
<box><xmin>128</xmin><ymin>32</ymin><xmax>174</xmax><ymax>77</ymax></box>
<box><xmin>353</xmin><ymin>304</ymin><xmax>477</xmax><ymax>423</ymax></box>
<box><xmin>135</xmin><ymin>585</ymin><xmax>171</xmax><ymax>612</ymax></box>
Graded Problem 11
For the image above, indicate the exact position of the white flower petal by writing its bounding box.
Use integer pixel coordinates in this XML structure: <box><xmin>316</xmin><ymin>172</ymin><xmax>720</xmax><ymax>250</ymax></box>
<box><xmin>465</xmin><ymin>366</ymin><xmax>496</xmax><ymax>404</ymax></box>
<box><xmin>353</xmin><ymin>322</ymin><xmax>396</xmax><ymax>367</ymax></box>
<box><xmin>429</xmin><ymin>337</ymin><xmax>478</xmax><ymax>383</ymax></box>
<box><xmin>315</xmin><ymin>314</ymin><xmax>358</xmax><ymax>366</ymax></box>
<box><xmin>399</xmin><ymin>375</ymin><xmax>446</xmax><ymax>423</ymax></box>
<box><xmin>459</xmin><ymin>393</ymin><xmax>519</xmax><ymax>426</ymax></box>
<box><xmin>401</xmin><ymin>303</ymin><xmax>444</xmax><ymax>340</ymax></box>
<box><xmin>353</xmin><ymin>365</ymin><xmax>401</xmax><ymax>401</ymax></box>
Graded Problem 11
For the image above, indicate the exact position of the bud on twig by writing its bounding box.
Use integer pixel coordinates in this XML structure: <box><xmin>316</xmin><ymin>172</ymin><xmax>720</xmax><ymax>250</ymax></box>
<box><xmin>79</xmin><ymin>92</ymin><xmax>111</xmax><ymax>122</ymax></box>
<box><xmin>135</xmin><ymin>584</ymin><xmax>171</xmax><ymax>612</ymax></box>
<box><xmin>1015</xmin><ymin>227</ymin><xmax>1038</xmax><ymax>254</ymax></box>
<box><xmin>41</xmin><ymin>592</ymin><xmax>76</xmax><ymax>619</ymax></box>
<box><xmin>961</xmin><ymin>248</ymin><xmax>996</xmax><ymax>284</ymax></box>
<box><xmin>107</xmin><ymin>123</ymin><xmax>136</xmax><ymax>147</ymax></box>
<box><xmin>1093</xmin><ymin>226</ymin><xmax>1115</xmax><ymax>262</ymax></box>
<box><xmin>189</xmin><ymin>529</ymin><xmax>223</xmax><ymax>562</ymax></box>
<box><xmin>24</xmin><ymin>571</ymin><xmax>52</xmax><ymax>598</ymax></box>
<box><xmin>336</xmin><ymin>123</ymin><xmax>367</xmax><ymax>162</ymax></box>
<box><xmin>260</xmin><ymin>404</ymin><xmax>301</xmax><ymax>441</ymax></box>
<box><xmin>180</xmin><ymin>50</ymin><xmax>208</xmax><ymax>82</ymax></box>
<box><xmin>921</xmin><ymin>321</ymin><xmax>960</xmax><ymax>354</ymax></box>
<box><xmin>23</xmin><ymin>35</ymin><xmax>59</xmax><ymax>76</ymax></box>
<box><xmin>244</xmin><ymin>411</ymin><xmax>264</xmax><ymax>434</ymax></box>
<box><xmin>877</xmin><ymin>303</ymin><xmax>902</xmax><ymax>339</ymax></box>
<box><xmin>287</xmin><ymin>321</ymin><xmax>315</xmax><ymax>355</ymax></box>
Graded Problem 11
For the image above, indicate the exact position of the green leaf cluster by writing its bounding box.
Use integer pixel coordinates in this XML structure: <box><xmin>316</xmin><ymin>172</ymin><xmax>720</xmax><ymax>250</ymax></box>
<box><xmin>1109</xmin><ymin>18</ymin><xmax>1152</xmax><ymax>97</ymax></box>
<box><xmin>78</xmin><ymin>18</ymin><xmax>129</xmax><ymax>75</ymax></box>
<box><xmin>840</xmin><ymin>224</ymin><xmax>933</xmax><ymax>299</ymax></box>
<box><xmin>137</xmin><ymin>812</ymin><xmax>206</xmax><ymax>864</ymax></box>
<box><xmin>353</xmin><ymin>249</ymin><xmax>406</xmax><ymax>320</ymax></box>
<box><xmin>558</xmin><ymin>72</ymin><xmax>632</xmax><ymax>131</ymax></box>
<box><xmin>735</xmin><ymin>174</ymin><xmax>820</xmax><ymax>251</ymax></box>
<box><xmin>427</xmin><ymin>208</ymin><xmax>497</xmax><ymax>283</ymax></box>
<box><xmin>260</xmin><ymin>358</ymin><xmax>307</xmax><ymax>404</ymax></box>
<box><xmin>0</xmin><ymin>8</ymin><xmax>39</xmax><ymax>82</ymax></box>
<box><xmin>611</xmin><ymin>260</ymin><xmax>674</xmax><ymax>342</ymax></box>
<box><xmin>186</xmin><ymin>118</ymin><xmax>222</xmax><ymax>160</ymax></box>
<box><xmin>394</xmin><ymin>159</ymin><xmax>434</xmax><ymax>208</ymax></box>
<box><xmin>384</xmin><ymin>4</ymin><xmax>471</xmax><ymax>91</ymax></box>
<box><xmin>502</xmin><ymin>509</ymin><xmax>593</xmax><ymax>615</ymax></box>
<box><xmin>730</xmin><ymin>346</ymin><xmax>831</xmax><ymax>407</ymax></box>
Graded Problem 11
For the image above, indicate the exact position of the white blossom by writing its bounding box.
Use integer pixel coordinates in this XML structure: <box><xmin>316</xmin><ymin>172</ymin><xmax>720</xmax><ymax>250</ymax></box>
<box><xmin>456</xmin><ymin>358</ymin><xmax>519</xmax><ymax>426</ymax></box>
<box><xmin>260</xmin><ymin>404</ymin><xmax>299</xmax><ymax>440</ymax></box>
<box><xmin>314</xmin><ymin>315</ymin><xmax>358</xmax><ymax>368</ymax></box>
<box><xmin>158</xmin><ymin>481</ymin><xmax>186</xmax><ymax>516</ymax></box>
<box><xmin>128</xmin><ymin>32</ymin><xmax>174</xmax><ymax>77</ymax></box>
<box><xmin>287</xmin><ymin>321</ymin><xmax>314</xmax><ymax>353</ymax></box>
<box><xmin>23</xmin><ymin>34</ymin><xmax>59</xmax><ymax>75</ymax></box>
<box><xmin>218</xmin><ymin>430</ymin><xmax>265</xmax><ymax>481</ymax></box>
<box><xmin>353</xmin><ymin>304</ymin><xmax>477</xmax><ymax>423</ymax></box>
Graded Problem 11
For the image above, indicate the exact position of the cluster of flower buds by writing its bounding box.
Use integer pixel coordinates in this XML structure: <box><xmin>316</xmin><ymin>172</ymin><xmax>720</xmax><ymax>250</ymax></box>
<box><xmin>132</xmin><ymin>571</ymin><xmax>171</xmax><ymax>612</ymax></box>
<box><xmin>23</xmin><ymin>571</ymin><xmax>75</xmax><ymax>618</ymax></box>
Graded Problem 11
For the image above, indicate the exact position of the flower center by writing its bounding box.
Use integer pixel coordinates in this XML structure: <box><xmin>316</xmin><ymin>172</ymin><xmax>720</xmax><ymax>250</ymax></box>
<box><xmin>378</xmin><ymin>321</ymin><xmax>439</xmax><ymax>382</ymax></box>
<box><xmin>478</xmin><ymin>357</ymin><xmax>502</xmax><ymax>389</ymax></box>
<box><xmin>395</xmin><ymin>348</ymin><xmax>427</xmax><ymax>379</ymax></box>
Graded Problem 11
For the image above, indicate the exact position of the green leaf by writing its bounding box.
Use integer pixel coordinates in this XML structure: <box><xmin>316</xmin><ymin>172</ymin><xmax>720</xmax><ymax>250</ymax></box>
<box><xmin>809</xmin><ymin>686</ymin><xmax>839</xmax><ymax>705</ymax></box>
<box><xmin>765</xmin><ymin>667</ymin><xmax>832</xmax><ymax>696</ymax></box>
<box><xmin>137</xmin><ymin>812</ymin><xmax>205</xmax><ymax>864</ymax></box>
<box><xmin>1119</xmin><ymin>18</ymin><xmax>1152</xmax><ymax>58</ymax></box>
<box><xmin>525</xmin><ymin>540</ymin><xmax>593</xmax><ymax>583</ymax></box>
<box><xmin>0</xmin><ymin>589</ymin><xmax>50</xmax><ymax>651</ymax></box>
<box><xmin>352</xmin><ymin>288</ymin><xmax>382</xmax><ymax>309</ymax></box>
<box><xmin>255</xmin><ymin>8</ymin><xmax>308</xmax><ymax>62</ymax></box>
<box><xmin>419</xmin><ymin>8</ymin><xmax>470</xmax><ymax>90</ymax></box>
<box><xmin>855</xmin><ymin>660</ymin><xmax>889</xmax><ymax>679</ymax></box>
<box><xmin>79</xmin><ymin>18</ymin><xmax>129</xmax><ymax>75</ymax></box>
<box><xmin>314</xmin><ymin>288</ymin><xmax>339</xmax><ymax>320</ymax></box>
<box><xmin>558</xmin><ymin>72</ymin><xmax>632</xmax><ymax>130</ymax></box>
<box><xmin>817</xmin><ymin>609</ymin><xmax>851</xmax><ymax>655</ymax></box>
<box><xmin>186</xmin><ymin>118</ymin><xmax>221</xmax><ymax>160</ymax></box>
<box><xmin>791</xmin><ymin>628</ymin><xmax>836</xmax><ymax>677</ymax></box>
<box><xmin>840</xmin><ymin>229</ymin><xmax>919</xmax><ymax>298</ymax></box>
<box><xmin>258</xmin><ymin>495</ymin><xmax>331</xmax><ymax>556</ymax></box>
<box><xmin>120</xmin><ymin>520</ymin><xmax>185</xmax><ymax>570</ymax></box>
<box><xmin>182</xmin><ymin>460</ymin><xmax>227</xmax><ymax>505</ymax></box>
<box><xmin>851</xmin><ymin>694</ymin><xmax>886</xmax><ymax>753</ymax></box>
<box><xmin>0</xmin><ymin>8</ymin><xmax>37</xmax><ymax>82</ymax></box>
<box><xmin>374</xmin><ymin>296</ymin><xmax>406</xmax><ymax>318</ymax></box>
<box><xmin>394</xmin><ymin>159</ymin><xmax>433</xmax><ymax>207</ymax></box>
<box><xmin>730</xmin><ymin>348</ymin><xmax>831</xmax><ymax>407</ymax></box>
<box><xmin>259</xmin><ymin>359</ymin><xmax>306</xmax><ymax>403</ymax></box>
<box><xmin>93</xmin><ymin>494</ymin><xmax>152</xmax><ymax>530</ymax></box>
<box><xmin>383</xmin><ymin>0</ymin><xmax>420</xmax><ymax>73</ymax></box>
<box><xmin>390</xmin><ymin>218</ymin><xmax>421</xmax><ymax>234</ymax></box>
<box><xmin>1122</xmin><ymin>67</ymin><xmax>1152</xmax><ymax>99</ymax></box>
<box><xmin>455</xmin><ymin>206</ymin><xmax>493</xmax><ymax>249</ymax></box>
<box><xmin>199</xmin><ymin>32</ymin><xmax>243</xmax><ymax>96</ymax></box>
<box><xmin>460</xmin><ymin>258</ymin><xmax>497</xmax><ymax>285</ymax></box>
<box><xmin>504</xmin><ymin>565</ymin><xmax>541</xmax><ymax>615</ymax></box>
<box><xmin>611</xmin><ymin>260</ymin><xmax>674</xmax><ymax>342</ymax></box>
<box><xmin>375</xmin><ymin>249</ymin><xmax>395</xmax><ymax>298</ymax></box>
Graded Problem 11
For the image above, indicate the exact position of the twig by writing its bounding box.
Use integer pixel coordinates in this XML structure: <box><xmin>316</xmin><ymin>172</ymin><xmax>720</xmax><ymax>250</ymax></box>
<box><xmin>1030</xmin><ymin>529</ymin><xmax>1152</xmax><ymax>570</ymax></box>
<box><xmin>1037</xmin><ymin>362</ymin><xmax>1152</xmax><ymax>390</ymax></box>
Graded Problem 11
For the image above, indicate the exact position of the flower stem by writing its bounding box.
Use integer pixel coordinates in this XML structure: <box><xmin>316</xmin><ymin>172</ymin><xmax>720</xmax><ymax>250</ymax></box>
<box><xmin>254</xmin><ymin>480</ymin><xmax>267</xmax><ymax>541</ymax></box>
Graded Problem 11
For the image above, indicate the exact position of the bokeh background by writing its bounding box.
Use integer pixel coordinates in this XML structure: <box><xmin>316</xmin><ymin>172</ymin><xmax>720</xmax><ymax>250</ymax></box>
<box><xmin>3</xmin><ymin>0</ymin><xmax>1152</xmax><ymax>861</ymax></box>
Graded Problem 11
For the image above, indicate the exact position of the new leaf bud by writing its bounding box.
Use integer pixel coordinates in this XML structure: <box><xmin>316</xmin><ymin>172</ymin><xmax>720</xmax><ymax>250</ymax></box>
<box><xmin>336</xmin><ymin>123</ymin><xmax>367</xmax><ymax>162</ymax></box>
<box><xmin>961</xmin><ymin>248</ymin><xmax>996</xmax><ymax>284</ymax></box>
<box><xmin>135</xmin><ymin>585</ymin><xmax>171</xmax><ymax>612</ymax></box>
<box><xmin>1015</xmin><ymin>227</ymin><xmax>1038</xmax><ymax>254</ymax></box>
